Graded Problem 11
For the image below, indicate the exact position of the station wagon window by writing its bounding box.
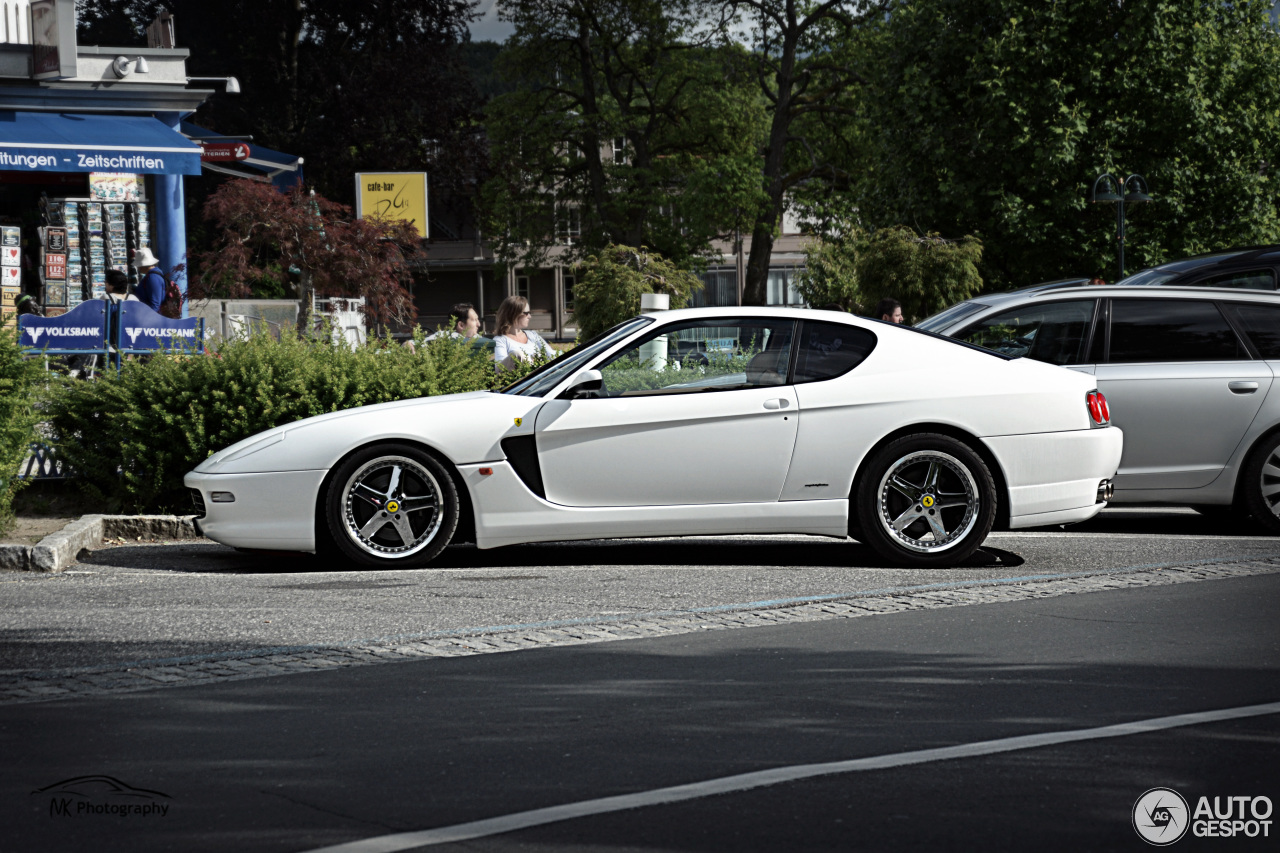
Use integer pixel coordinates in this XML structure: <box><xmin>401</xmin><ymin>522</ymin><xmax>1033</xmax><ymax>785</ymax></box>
<box><xmin>954</xmin><ymin>300</ymin><xmax>1096</xmax><ymax>365</ymax></box>
<box><xmin>1224</xmin><ymin>303</ymin><xmax>1280</xmax><ymax>358</ymax></box>
<box><xmin>594</xmin><ymin>317</ymin><xmax>795</xmax><ymax>397</ymax></box>
<box><xmin>1108</xmin><ymin>299</ymin><xmax>1247</xmax><ymax>363</ymax></box>
<box><xmin>793</xmin><ymin>321</ymin><xmax>877</xmax><ymax>383</ymax></box>
<box><xmin>1190</xmin><ymin>269</ymin><xmax>1277</xmax><ymax>291</ymax></box>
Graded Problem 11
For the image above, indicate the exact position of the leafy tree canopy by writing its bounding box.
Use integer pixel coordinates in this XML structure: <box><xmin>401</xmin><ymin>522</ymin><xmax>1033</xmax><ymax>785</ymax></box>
<box><xmin>573</xmin><ymin>244</ymin><xmax>703</xmax><ymax>339</ymax></box>
<box><xmin>855</xmin><ymin>0</ymin><xmax>1280</xmax><ymax>290</ymax></box>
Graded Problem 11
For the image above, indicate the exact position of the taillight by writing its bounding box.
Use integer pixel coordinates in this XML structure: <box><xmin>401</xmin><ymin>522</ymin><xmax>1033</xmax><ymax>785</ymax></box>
<box><xmin>1087</xmin><ymin>390</ymin><xmax>1110</xmax><ymax>425</ymax></box>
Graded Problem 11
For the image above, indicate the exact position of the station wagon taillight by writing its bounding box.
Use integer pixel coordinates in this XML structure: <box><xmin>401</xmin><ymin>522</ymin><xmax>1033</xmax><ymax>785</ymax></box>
<box><xmin>1087</xmin><ymin>390</ymin><xmax>1110</xmax><ymax>425</ymax></box>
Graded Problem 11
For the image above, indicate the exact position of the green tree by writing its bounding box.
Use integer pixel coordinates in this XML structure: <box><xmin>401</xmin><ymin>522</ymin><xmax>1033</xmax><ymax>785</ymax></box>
<box><xmin>482</xmin><ymin>0</ymin><xmax>768</xmax><ymax>270</ymax></box>
<box><xmin>727</xmin><ymin>0</ymin><xmax>891</xmax><ymax>305</ymax></box>
<box><xmin>572</xmin><ymin>245</ymin><xmax>703</xmax><ymax>339</ymax></box>
<box><xmin>855</xmin><ymin>226</ymin><xmax>983</xmax><ymax>321</ymax></box>
<box><xmin>856</xmin><ymin>0</ymin><xmax>1280</xmax><ymax>289</ymax></box>
<box><xmin>0</xmin><ymin>327</ymin><xmax>46</xmax><ymax>532</ymax></box>
<box><xmin>794</xmin><ymin>228</ymin><xmax>861</xmax><ymax>312</ymax></box>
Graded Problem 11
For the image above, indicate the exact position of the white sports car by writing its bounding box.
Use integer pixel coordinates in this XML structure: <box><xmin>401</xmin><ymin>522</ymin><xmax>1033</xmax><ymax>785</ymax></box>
<box><xmin>185</xmin><ymin>307</ymin><xmax>1122</xmax><ymax>567</ymax></box>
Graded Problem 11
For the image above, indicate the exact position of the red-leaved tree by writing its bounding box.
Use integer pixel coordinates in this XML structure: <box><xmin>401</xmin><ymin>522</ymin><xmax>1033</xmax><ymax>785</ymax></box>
<box><xmin>192</xmin><ymin>180</ymin><xmax>419</xmax><ymax>332</ymax></box>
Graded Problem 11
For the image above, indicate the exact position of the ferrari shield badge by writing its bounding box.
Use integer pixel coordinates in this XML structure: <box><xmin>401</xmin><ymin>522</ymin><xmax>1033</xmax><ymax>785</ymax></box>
<box><xmin>514</xmin><ymin>417</ymin><xmax>522</xmax><ymax>427</ymax></box>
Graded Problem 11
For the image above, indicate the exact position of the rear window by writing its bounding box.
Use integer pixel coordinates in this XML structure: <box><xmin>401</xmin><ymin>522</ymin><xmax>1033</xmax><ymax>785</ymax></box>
<box><xmin>1108</xmin><ymin>299</ymin><xmax>1247</xmax><ymax>363</ymax></box>
<box><xmin>793</xmin><ymin>321</ymin><xmax>877</xmax><ymax>383</ymax></box>
<box><xmin>915</xmin><ymin>301</ymin><xmax>989</xmax><ymax>332</ymax></box>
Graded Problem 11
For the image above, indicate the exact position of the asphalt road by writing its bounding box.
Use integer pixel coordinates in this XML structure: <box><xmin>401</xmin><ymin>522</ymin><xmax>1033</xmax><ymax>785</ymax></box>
<box><xmin>3</xmin><ymin>564</ymin><xmax>1278</xmax><ymax>852</ymax></box>
<box><xmin>2</xmin><ymin>508</ymin><xmax>1279</xmax><ymax>677</ymax></box>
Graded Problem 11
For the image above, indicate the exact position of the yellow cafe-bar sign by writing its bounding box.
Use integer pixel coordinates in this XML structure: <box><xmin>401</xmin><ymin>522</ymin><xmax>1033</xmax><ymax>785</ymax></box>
<box><xmin>355</xmin><ymin>172</ymin><xmax>428</xmax><ymax>238</ymax></box>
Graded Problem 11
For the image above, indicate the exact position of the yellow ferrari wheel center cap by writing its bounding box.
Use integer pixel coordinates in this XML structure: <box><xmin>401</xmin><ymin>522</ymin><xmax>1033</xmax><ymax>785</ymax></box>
<box><xmin>386</xmin><ymin>500</ymin><xmax>400</xmax><ymax>513</ymax></box>
<box><xmin>921</xmin><ymin>495</ymin><xmax>935</xmax><ymax>509</ymax></box>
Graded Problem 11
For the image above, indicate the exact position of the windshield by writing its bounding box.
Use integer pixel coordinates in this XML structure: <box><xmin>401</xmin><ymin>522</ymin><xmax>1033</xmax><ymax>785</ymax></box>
<box><xmin>501</xmin><ymin>317</ymin><xmax>654</xmax><ymax>397</ymax></box>
<box><xmin>915</xmin><ymin>301</ymin><xmax>990</xmax><ymax>332</ymax></box>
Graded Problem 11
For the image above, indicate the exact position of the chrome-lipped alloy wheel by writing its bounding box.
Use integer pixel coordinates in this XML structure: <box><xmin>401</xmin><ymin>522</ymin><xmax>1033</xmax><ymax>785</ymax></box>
<box><xmin>876</xmin><ymin>450</ymin><xmax>980</xmax><ymax>553</ymax></box>
<box><xmin>340</xmin><ymin>455</ymin><xmax>443</xmax><ymax>558</ymax></box>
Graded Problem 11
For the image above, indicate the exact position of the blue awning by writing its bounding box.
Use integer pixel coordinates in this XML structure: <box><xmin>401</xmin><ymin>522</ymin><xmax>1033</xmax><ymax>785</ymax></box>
<box><xmin>0</xmin><ymin>111</ymin><xmax>202</xmax><ymax>176</ymax></box>
<box><xmin>180</xmin><ymin>121</ymin><xmax>304</xmax><ymax>190</ymax></box>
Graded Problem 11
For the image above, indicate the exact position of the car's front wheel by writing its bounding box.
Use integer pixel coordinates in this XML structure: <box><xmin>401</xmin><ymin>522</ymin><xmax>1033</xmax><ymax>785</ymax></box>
<box><xmin>854</xmin><ymin>433</ymin><xmax>997</xmax><ymax>566</ymax></box>
<box><xmin>1239</xmin><ymin>432</ymin><xmax>1280</xmax><ymax>535</ymax></box>
<box><xmin>325</xmin><ymin>444</ymin><xmax>459</xmax><ymax>568</ymax></box>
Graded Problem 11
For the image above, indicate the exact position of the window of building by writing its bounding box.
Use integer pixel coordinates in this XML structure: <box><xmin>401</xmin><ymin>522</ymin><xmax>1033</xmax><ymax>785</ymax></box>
<box><xmin>694</xmin><ymin>270</ymin><xmax>738</xmax><ymax>308</ymax></box>
<box><xmin>563</xmin><ymin>273</ymin><xmax>576</xmax><ymax>313</ymax></box>
<box><xmin>558</xmin><ymin>205</ymin><xmax>582</xmax><ymax>244</ymax></box>
<box><xmin>1108</xmin><ymin>299</ymin><xmax>1247</xmax><ymax>363</ymax></box>
<box><xmin>767</xmin><ymin>268</ymin><xmax>804</xmax><ymax>307</ymax></box>
<box><xmin>516</xmin><ymin>275</ymin><xmax>530</xmax><ymax>300</ymax></box>
<box><xmin>612</xmin><ymin>137</ymin><xmax>628</xmax><ymax>166</ymax></box>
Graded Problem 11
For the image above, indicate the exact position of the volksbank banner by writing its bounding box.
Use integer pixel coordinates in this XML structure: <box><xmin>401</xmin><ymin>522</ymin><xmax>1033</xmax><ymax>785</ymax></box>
<box><xmin>0</xmin><ymin>111</ymin><xmax>202</xmax><ymax>176</ymax></box>
<box><xmin>18</xmin><ymin>299</ymin><xmax>107</xmax><ymax>352</ymax></box>
<box><xmin>116</xmin><ymin>301</ymin><xmax>202</xmax><ymax>352</ymax></box>
<box><xmin>19</xmin><ymin>300</ymin><xmax>203</xmax><ymax>354</ymax></box>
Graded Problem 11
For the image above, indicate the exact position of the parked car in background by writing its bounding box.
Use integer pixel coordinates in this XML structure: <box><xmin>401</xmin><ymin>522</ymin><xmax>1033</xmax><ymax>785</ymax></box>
<box><xmin>923</xmin><ymin>285</ymin><xmax>1280</xmax><ymax>530</ymax></box>
<box><xmin>1117</xmin><ymin>245</ymin><xmax>1280</xmax><ymax>290</ymax></box>
<box><xmin>187</xmin><ymin>307</ymin><xmax>1121</xmax><ymax>568</ymax></box>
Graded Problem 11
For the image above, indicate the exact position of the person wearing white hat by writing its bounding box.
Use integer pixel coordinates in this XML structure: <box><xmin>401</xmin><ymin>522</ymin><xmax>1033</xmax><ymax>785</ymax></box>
<box><xmin>133</xmin><ymin>246</ymin><xmax>166</xmax><ymax>312</ymax></box>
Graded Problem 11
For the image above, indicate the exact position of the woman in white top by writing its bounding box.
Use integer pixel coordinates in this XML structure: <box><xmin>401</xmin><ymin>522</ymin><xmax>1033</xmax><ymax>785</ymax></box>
<box><xmin>493</xmin><ymin>295</ymin><xmax>555</xmax><ymax>363</ymax></box>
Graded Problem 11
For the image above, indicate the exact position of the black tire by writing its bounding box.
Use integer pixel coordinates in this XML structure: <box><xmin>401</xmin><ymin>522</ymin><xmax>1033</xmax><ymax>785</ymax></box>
<box><xmin>1239</xmin><ymin>433</ymin><xmax>1280</xmax><ymax>535</ymax></box>
<box><xmin>854</xmin><ymin>433</ymin><xmax>997</xmax><ymax>566</ymax></box>
<box><xmin>325</xmin><ymin>443</ymin><xmax>459</xmax><ymax>568</ymax></box>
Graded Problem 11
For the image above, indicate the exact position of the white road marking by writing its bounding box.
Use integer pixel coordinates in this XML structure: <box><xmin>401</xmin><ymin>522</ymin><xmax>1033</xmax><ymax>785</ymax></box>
<box><xmin>301</xmin><ymin>700</ymin><xmax>1280</xmax><ymax>853</ymax></box>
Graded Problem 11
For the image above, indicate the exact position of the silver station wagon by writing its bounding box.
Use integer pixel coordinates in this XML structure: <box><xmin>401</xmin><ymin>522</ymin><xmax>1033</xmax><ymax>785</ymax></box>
<box><xmin>919</xmin><ymin>285</ymin><xmax>1280</xmax><ymax>530</ymax></box>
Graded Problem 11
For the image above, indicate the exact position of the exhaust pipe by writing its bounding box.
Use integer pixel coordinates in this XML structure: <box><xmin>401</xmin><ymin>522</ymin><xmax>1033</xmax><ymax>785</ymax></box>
<box><xmin>1096</xmin><ymin>479</ymin><xmax>1113</xmax><ymax>503</ymax></box>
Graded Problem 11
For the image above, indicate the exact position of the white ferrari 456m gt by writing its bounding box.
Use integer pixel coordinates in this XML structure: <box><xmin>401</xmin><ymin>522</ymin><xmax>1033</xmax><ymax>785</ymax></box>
<box><xmin>186</xmin><ymin>307</ymin><xmax>1122</xmax><ymax>567</ymax></box>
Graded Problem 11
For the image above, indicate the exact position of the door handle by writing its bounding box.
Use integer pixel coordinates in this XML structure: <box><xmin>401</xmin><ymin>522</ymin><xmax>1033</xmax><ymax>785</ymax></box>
<box><xmin>1228</xmin><ymin>381</ymin><xmax>1260</xmax><ymax>394</ymax></box>
<box><xmin>763</xmin><ymin>398</ymin><xmax>790</xmax><ymax>410</ymax></box>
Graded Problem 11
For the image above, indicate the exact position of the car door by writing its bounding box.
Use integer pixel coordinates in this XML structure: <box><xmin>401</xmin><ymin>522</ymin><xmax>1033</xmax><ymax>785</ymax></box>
<box><xmin>535</xmin><ymin>317</ymin><xmax>800</xmax><ymax>508</ymax></box>
<box><xmin>1095</xmin><ymin>298</ymin><xmax>1271</xmax><ymax>490</ymax></box>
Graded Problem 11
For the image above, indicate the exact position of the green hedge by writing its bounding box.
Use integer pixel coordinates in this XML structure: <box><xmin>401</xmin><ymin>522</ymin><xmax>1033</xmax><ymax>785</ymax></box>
<box><xmin>44</xmin><ymin>330</ymin><xmax>543</xmax><ymax>513</ymax></box>
<box><xmin>0</xmin><ymin>326</ymin><xmax>46</xmax><ymax>532</ymax></box>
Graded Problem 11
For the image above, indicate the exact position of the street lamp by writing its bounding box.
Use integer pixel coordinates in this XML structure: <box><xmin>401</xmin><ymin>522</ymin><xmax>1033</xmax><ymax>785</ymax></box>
<box><xmin>1091</xmin><ymin>173</ymin><xmax>1151</xmax><ymax>280</ymax></box>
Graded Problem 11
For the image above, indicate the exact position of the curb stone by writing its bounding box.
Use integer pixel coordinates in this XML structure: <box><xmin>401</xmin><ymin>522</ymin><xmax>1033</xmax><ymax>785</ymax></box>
<box><xmin>2</xmin><ymin>515</ymin><xmax>200</xmax><ymax>574</ymax></box>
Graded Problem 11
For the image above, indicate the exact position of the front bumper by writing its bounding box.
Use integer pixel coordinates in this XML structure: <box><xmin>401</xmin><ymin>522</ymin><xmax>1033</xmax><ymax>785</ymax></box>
<box><xmin>184</xmin><ymin>469</ymin><xmax>327</xmax><ymax>552</ymax></box>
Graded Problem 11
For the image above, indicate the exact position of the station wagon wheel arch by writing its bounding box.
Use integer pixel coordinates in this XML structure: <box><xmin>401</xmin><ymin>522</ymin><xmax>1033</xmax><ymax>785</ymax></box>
<box><xmin>848</xmin><ymin>424</ymin><xmax>1012</xmax><ymax>534</ymax></box>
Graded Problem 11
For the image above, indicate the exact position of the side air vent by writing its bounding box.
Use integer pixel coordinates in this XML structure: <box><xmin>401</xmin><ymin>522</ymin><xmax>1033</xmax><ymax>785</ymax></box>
<box><xmin>500</xmin><ymin>435</ymin><xmax>545</xmax><ymax>499</ymax></box>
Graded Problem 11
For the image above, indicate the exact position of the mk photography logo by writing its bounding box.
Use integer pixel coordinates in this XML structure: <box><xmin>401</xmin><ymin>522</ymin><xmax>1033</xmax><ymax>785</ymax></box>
<box><xmin>32</xmin><ymin>775</ymin><xmax>172</xmax><ymax>819</ymax></box>
<box><xmin>1133</xmin><ymin>787</ymin><xmax>1190</xmax><ymax>846</ymax></box>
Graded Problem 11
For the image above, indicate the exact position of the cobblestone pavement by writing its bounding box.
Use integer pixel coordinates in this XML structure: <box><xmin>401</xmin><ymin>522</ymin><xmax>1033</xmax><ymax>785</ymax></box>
<box><xmin>4</xmin><ymin>555</ymin><xmax>1277</xmax><ymax>706</ymax></box>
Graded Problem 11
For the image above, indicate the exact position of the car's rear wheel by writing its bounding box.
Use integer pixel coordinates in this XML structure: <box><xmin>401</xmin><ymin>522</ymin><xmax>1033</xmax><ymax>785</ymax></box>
<box><xmin>855</xmin><ymin>433</ymin><xmax>996</xmax><ymax>566</ymax></box>
<box><xmin>325</xmin><ymin>444</ymin><xmax>459</xmax><ymax>568</ymax></box>
<box><xmin>1239</xmin><ymin>432</ymin><xmax>1280</xmax><ymax>535</ymax></box>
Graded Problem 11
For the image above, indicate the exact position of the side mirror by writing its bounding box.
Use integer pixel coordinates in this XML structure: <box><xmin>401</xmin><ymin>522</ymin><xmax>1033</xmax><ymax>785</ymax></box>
<box><xmin>560</xmin><ymin>369</ymin><xmax>603</xmax><ymax>399</ymax></box>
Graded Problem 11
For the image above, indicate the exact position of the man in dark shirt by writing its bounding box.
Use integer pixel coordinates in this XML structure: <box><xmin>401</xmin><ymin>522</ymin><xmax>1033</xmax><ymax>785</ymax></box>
<box><xmin>133</xmin><ymin>246</ymin><xmax>165</xmax><ymax>312</ymax></box>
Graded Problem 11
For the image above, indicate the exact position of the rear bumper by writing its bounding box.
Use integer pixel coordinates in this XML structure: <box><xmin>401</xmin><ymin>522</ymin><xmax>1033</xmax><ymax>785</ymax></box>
<box><xmin>985</xmin><ymin>427</ymin><xmax>1123</xmax><ymax>528</ymax></box>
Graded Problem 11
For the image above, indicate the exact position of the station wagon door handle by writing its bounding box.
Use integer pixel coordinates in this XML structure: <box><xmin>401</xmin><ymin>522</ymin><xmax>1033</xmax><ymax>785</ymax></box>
<box><xmin>1229</xmin><ymin>381</ymin><xmax>1260</xmax><ymax>394</ymax></box>
<box><xmin>763</xmin><ymin>398</ymin><xmax>790</xmax><ymax>410</ymax></box>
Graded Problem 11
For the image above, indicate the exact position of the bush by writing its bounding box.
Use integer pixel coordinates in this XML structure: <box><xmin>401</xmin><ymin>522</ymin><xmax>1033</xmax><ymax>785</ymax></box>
<box><xmin>0</xmin><ymin>326</ymin><xmax>46</xmax><ymax>532</ymax></box>
<box><xmin>572</xmin><ymin>245</ymin><xmax>702</xmax><ymax>340</ymax></box>
<box><xmin>44</xmin><ymin>328</ymin><xmax>517</xmax><ymax>513</ymax></box>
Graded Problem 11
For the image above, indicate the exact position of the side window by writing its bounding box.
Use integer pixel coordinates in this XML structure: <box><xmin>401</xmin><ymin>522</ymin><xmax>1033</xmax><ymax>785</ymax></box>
<box><xmin>1225</xmin><ymin>303</ymin><xmax>1280</xmax><ymax>358</ymax></box>
<box><xmin>1191</xmin><ymin>269</ymin><xmax>1277</xmax><ymax>291</ymax></box>
<box><xmin>1109</xmin><ymin>299</ymin><xmax>1247</xmax><ymax>363</ymax></box>
<box><xmin>595</xmin><ymin>318</ymin><xmax>795</xmax><ymax>397</ymax></box>
<box><xmin>793</xmin><ymin>321</ymin><xmax>876</xmax><ymax>383</ymax></box>
<box><xmin>955</xmin><ymin>300</ymin><xmax>1096</xmax><ymax>365</ymax></box>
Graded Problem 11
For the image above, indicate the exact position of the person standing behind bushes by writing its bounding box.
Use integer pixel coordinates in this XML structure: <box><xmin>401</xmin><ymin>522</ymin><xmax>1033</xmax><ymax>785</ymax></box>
<box><xmin>875</xmin><ymin>297</ymin><xmax>904</xmax><ymax>324</ymax></box>
<box><xmin>133</xmin><ymin>246</ymin><xmax>166</xmax><ymax>312</ymax></box>
<box><xmin>493</xmin><ymin>295</ymin><xmax>554</xmax><ymax>365</ymax></box>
